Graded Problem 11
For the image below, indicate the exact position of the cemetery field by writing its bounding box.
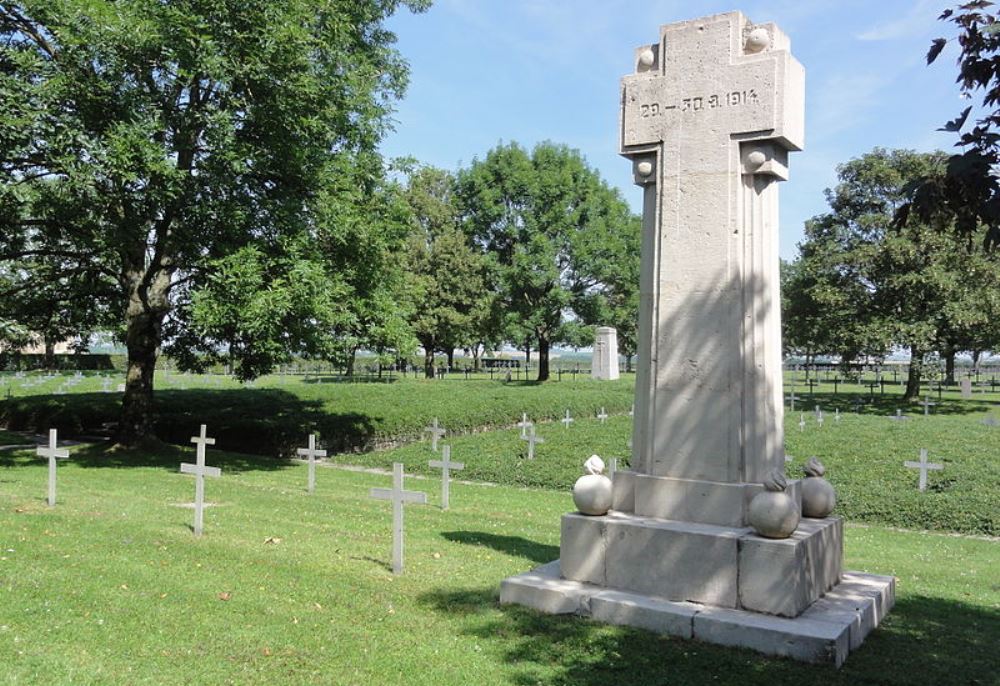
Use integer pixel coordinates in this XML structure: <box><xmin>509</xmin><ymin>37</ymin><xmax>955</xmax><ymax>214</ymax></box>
<box><xmin>348</xmin><ymin>399</ymin><xmax>1000</xmax><ymax>537</ymax></box>
<box><xmin>0</xmin><ymin>372</ymin><xmax>634</xmax><ymax>455</ymax></box>
<box><xmin>0</xmin><ymin>443</ymin><xmax>997</xmax><ymax>686</ymax></box>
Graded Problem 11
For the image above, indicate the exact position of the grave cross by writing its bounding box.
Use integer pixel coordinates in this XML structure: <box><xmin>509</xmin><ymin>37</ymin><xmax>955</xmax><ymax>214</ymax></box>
<box><xmin>786</xmin><ymin>390</ymin><xmax>797</xmax><ymax>411</ymax></box>
<box><xmin>37</xmin><ymin>428</ymin><xmax>69</xmax><ymax>507</ymax></box>
<box><xmin>608</xmin><ymin>457</ymin><xmax>618</xmax><ymax>478</ymax></box>
<box><xmin>296</xmin><ymin>433</ymin><xmax>327</xmax><ymax>494</ymax></box>
<box><xmin>888</xmin><ymin>409</ymin><xmax>909</xmax><ymax>422</ymax></box>
<box><xmin>904</xmin><ymin>449</ymin><xmax>943</xmax><ymax>492</ymax></box>
<box><xmin>597</xmin><ymin>407</ymin><xmax>609</xmax><ymax>424</ymax></box>
<box><xmin>428</xmin><ymin>445</ymin><xmax>465</xmax><ymax>510</ymax></box>
<box><xmin>180</xmin><ymin>424</ymin><xmax>221</xmax><ymax>536</ymax></box>
<box><xmin>521</xmin><ymin>426</ymin><xmax>544</xmax><ymax>460</ymax></box>
<box><xmin>516</xmin><ymin>413</ymin><xmax>533</xmax><ymax>438</ymax></box>
<box><xmin>424</xmin><ymin>418</ymin><xmax>446</xmax><ymax>452</ymax></box>
<box><xmin>798</xmin><ymin>412</ymin><xmax>805</xmax><ymax>432</ymax></box>
<box><xmin>369</xmin><ymin>462</ymin><xmax>427</xmax><ymax>574</ymax></box>
<box><xmin>561</xmin><ymin>410</ymin><xmax>574</xmax><ymax>429</ymax></box>
<box><xmin>921</xmin><ymin>396</ymin><xmax>936</xmax><ymax>417</ymax></box>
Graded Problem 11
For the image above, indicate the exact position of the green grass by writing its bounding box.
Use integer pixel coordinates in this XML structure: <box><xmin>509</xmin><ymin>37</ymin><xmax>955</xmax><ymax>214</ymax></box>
<box><xmin>344</xmin><ymin>395</ymin><xmax>1000</xmax><ymax>537</ymax></box>
<box><xmin>0</xmin><ymin>429</ymin><xmax>31</xmax><ymax>446</ymax></box>
<box><xmin>0</xmin><ymin>443</ymin><xmax>997</xmax><ymax>685</ymax></box>
<box><xmin>0</xmin><ymin>371</ymin><xmax>634</xmax><ymax>455</ymax></box>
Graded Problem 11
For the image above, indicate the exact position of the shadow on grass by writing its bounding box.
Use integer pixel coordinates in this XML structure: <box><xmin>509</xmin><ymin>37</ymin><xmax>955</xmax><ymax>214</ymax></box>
<box><xmin>793</xmin><ymin>392</ymin><xmax>997</xmax><ymax>417</ymax></box>
<box><xmin>301</xmin><ymin>375</ymin><xmax>398</xmax><ymax>385</ymax></box>
<box><xmin>418</xmin><ymin>586</ymin><xmax>999</xmax><ymax>685</ymax></box>
<box><xmin>1</xmin><ymin>389</ymin><xmax>381</xmax><ymax>459</ymax></box>
<box><xmin>441</xmin><ymin>531</ymin><xmax>559</xmax><ymax>565</ymax></box>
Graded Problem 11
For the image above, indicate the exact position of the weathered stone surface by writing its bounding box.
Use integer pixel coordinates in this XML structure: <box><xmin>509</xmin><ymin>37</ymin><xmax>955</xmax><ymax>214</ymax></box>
<box><xmin>604</xmin><ymin>515</ymin><xmax>743</xmax><ymax>606</ymax></box>
<box><xmin>590</xmin><ymin>590</ymin><xmax>697</xmax><ymax>638</ymax></box>
<box><xmin>611</xmin><ymin>470</ymin><xmax>636</xmax><ymax>513</ymax></box>
<box><xmin>633</xmin><ymin>473</ymin><xmax>801</xmax><ymax>527</ymax></box>
<box><xmin>499</xmin><ymin>561</ymin><xmax>585</xmax><ymax>615</ymax></box>
<box><xmin>591</xmin><ymin>327</ymin><xmax>620</xmax><ymax>380</ymax></box>
<box><xmin>738</xmin><ymin>516</ymin><xmax>842</xmax><ymax>617</ymax></box>
<box><xmin>559</xmin><ymin>514</ymin><xmax>606</xmax><ymax>586</ymax></box>
<box><xmin>694</xmin><ymin>605</ymin><xmax>850</xmax><ymax>667</ymax></box>
<box><xmin>500</xmin><ymin>563</ymin><xmax>893</xmax><ymax>666</ymax></box>
<box><xmin>624</xmin><ymin>11</ymin><xmax>803</xmax><ymax>484</ymax></box>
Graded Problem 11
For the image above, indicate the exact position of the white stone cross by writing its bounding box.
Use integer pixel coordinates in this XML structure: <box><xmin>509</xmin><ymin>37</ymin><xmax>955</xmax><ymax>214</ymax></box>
<box><xmin>296</xmin><ymin>433</ymin><xmax>327</xmax><ymax>494</ymax></box>
<box><xmin>180</xmin><ymin>424</ymin><xmax>221</xmax><ymax>536</ymax></box>
<box><xmin>834</xmin><ymin>408</ymin><xmax>840</xmax><ymax>423</ymax></box>
<box><xmin>521</xmin><ymin>426</ymin><xmax>544</xmax><ymax>460</ymax></box>
<box><xmin>424</xmin><ymin>418</ymin><xmax>446</xmax><ymax>452</ymax></box>
<box><xmin>369</xmin><ymin>462</ymin><xmax>427</xmax><ymax>573</ymax></box>
<box><xmin>597</xmin><ymin>407</ymin><xmax>609</xmax><ymax>424</ymax></box>
<box><xmin>561</xmin><ymin>410</ymin><xmax>574</xmax><ymax>429</ymax></box>
<box><xmin>889</xmin><ymin>409</ymin><xmax>909</xmax><ymax>422</ymax></box>
<box><xmin>622</xmin><ymin>11</ymin><xmax>803</xmax><ymax>480</ymax></box>
<box><xmin>428</xmin><ymin>445</ymin><xmax>464</xmax><ymax>510</ymax></box>
<box><xmin>787</xmin><ymin>390</ymin><xmax>797</xmax><ymax>410</ymax></box>
<box><xmin>816</xmin><ymin>408</ymin><xmax>824</xmax><ymax>427</ymax></box>
<box><xmin>921</xmin><ymin>396</ymin><xmax>936</xmax><ymax>416</ymax></box>
<box><xmin>904</xmin><ymin>449</ymin><xmax>943</xmax><ymax>492</ymax></box>
<box><xmin>609</xmin><ymin>457</ymin><xmax>618</xmax><ymax>478</ymax></box>
<box><xmin>37</xmin><ymin>429</ymin><xmax>69</xmax><ymax>507</ymax></box>
<box><xmin>798</xmin><ymin>412</ymin><xmax>805</xmax><ymax>432</ymax></box>
<box><xmin>516</xmin><ymin>413</ymin><xmax>533</xmax><ymax>438</ymax></box>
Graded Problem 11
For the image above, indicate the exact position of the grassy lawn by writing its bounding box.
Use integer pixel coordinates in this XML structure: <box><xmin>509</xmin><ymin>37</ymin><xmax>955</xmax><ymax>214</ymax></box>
<box><xmin>0</xmin><ymin>429</ymin><xmax>32</xmax><ymax>447</ymax></box>
<box><xmin>345</xmin><ymin>397</ymin><xmax>1000</xmax><ymax>536</ymax></box>
<box><xmin>0</xmin><ymin>443</ymin><xmax>996</xmax><ymax>685</ymax></box>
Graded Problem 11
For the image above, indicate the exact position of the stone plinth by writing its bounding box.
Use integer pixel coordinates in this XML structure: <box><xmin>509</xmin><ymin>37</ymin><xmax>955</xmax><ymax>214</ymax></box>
<box><xmin>559</xmin><ymin>511</ymin><xmax>841</xmax><ymax>617</ymax></box>
<box><xmin>501</xmin><ymin>561</ymin><xmax>893</xmax><ymax>667</ymax></box>
<box><xmin>591</xmin><ymin>327</ymin><xmax>620</xmax><ymax>380</ymax></box>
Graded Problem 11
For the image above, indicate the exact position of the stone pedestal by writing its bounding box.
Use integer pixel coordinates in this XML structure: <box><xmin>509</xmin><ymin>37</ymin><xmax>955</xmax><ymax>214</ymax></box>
<box><xmin>591</xmin><ymin>327</ymin><xmax>620</xmax><ymax>380</ymax></box>
<box><xmin>501</xmin><ymin>11</ymin><xmax>893</xmax><ymax>666</ymax></box>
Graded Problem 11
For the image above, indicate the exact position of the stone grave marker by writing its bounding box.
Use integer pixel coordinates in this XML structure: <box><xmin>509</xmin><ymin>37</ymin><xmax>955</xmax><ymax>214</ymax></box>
<box><xmin>37</xmin><ymin>429</ymin><xmax>69</xmax><ymax>507</ymax></box>
<box><xmin>591</xmin><ymin>327</ymin><xmax>620</xmax><ymax>380</ymax></box>
<box><xmin>424</xmin><ymin>417</ymin><xmax>446</xmax><ymax>452</ymax></box>
<box><xmin>503</xmin><ymin>12</ymin><xmax>893</xmax><ymax>667</ymax></box>
<box><xmin>516</xmin><ymin>413</ymin><xmax>533</xmax><ymax>438</ymax></box>
<box><xmin>180</xmin><ymin>424</ymin><xmax>222</xmax><ymax>536</ymax></box>
<box><xmin>786</xmin><ymin>390</ymin><xmax>797</xmax><ymax>410</ymax></box>
<box><xmin>888</xmin><ymin>408</ymin><xmax>909</xmax><ymax>422</ymax></box>
<box><xmin>608</xmin><ymin>457</ymin><xmax>618</xmax><ymax>479</ymax></box>
<box><xmin>834</xmin><ymin>408</ymin><xmax>840</xmax><ymax>422</ymax></box>
<box><xmin>369</xmin><ymin>462</ymin><xmax>427</xmax><ymax>574</ymax></box>
<box><xmin>597</xmin><ymin>407</ymin><xmax>609</xmax><ymax>424</ymax></box>
<box><xmin>296</xmin><ymin>433</ymin><xmax>327</xmax><ymax>494</ymax></box>
<box><xmin>904</xmin><ymin>449</ymin><xmax>942</xmax><ymax>492</ymax></box>
<box><xmin>798</xmin><ymin>412</ymin><xmax>805</xmax><ymax>432</ymax></box>
<box><xmin>428</xmin><ymin>445</ymin><xmax>464</xmax><ymax>510</ymax></box>
<box><xmin>561</xmin><ymin>410</ymin><xmax>574</xmax><ymax>429</ymax></box>
<box><xmin>521</xmin><ymin>426</ymin><xmax>544</xmax><ymax>460</ymax></box>
<box><xmin>961</xmin><ymin>378</ymin><xmax>973</xmax><ymax>399</ymax></box>
<box><xmin>921</xmin><ymin>396</ymin><xmax>936</xmax><ymax>417</ymax></box>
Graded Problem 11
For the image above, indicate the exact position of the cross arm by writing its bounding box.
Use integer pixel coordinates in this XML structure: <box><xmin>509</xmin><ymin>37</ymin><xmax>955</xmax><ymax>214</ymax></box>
<box><xmin>181</xmin><ymin>463</ymin><xmax>222</xmax><ymax>477</ymax></box>
<box><xmin>429</xmin><ymin>460</ymin><xmax>465</xmax><ymax>470</ymax></box>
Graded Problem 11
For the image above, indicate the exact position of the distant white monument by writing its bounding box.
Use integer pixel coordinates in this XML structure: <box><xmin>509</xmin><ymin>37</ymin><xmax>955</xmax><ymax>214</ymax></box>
<box><xmin>502</xmin><ymin>11</ymin><xmax>893</xmax><ymax>667</ymax></box>
<box><xmin>591</xmin><ymin>327</ymin><xmax>620</xmax><ymax>380</ymax></box>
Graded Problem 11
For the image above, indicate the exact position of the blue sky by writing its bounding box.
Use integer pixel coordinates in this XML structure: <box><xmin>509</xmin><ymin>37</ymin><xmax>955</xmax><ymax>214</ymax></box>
<box><xmin>379</xmin><ymin>0</ymin><xmax>967</xmax><ymax>260</ymax></box>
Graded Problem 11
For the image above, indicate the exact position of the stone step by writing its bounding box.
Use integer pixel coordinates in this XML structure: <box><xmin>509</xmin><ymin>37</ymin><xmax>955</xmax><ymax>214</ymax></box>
<box><xmin>500</xmin><ymin>561</ymin><xmax>894</xmax><ymax>667</ymax></box>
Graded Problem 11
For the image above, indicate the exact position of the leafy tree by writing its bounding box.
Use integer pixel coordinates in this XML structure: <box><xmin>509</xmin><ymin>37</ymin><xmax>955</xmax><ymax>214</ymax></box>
<box><xmin>0</xmin><ymin>0</ymin><xmax>428</xmax><ymax>443</ymax></box>
<box><xmin>904</xmin><ymin>2</ymin><xmax>1000</xmax><ymax>247</ymax></box>
<box><xmin>402</xmin><ymin>166</ymin><xmax>491</xmax><ymax>377</ymax></box>
<box><xmin>456</xmin><ymin>141</ymin><xmax>634</xmax><ymax>381</ymax></box>
<box><xmin>797</xmin><ymin>148</ymin><xmax>1000</xmax><ymax>398</ymax></box>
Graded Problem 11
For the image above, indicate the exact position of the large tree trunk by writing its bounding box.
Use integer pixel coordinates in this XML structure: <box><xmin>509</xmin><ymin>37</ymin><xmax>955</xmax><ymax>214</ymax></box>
<box><xmin>471</xmin><ymin>344</ymin><xmax>482</xmax><ymax>371</ymax></box>
<box><xmin>904</xmin><ymin>345</ymin><xmax>922</xmax><ymax>400</ymax></box>
<box><xmin>446</xmin><ymin>348</ymin><xmax>455</xmax><ymax>371</ymax></box>
<box><xmin>625</xmin><ymin>353</ymin><xmax>634</xmax><ymax>373</ymax></box>
<box><xmin>117</xmin><ymin>271</ymin><xmax>170</xmax><ymax>446</ymax></box>
<box><xmin>345</xmin><ymin>345</ymin><xmax>359</xmax><ymax>376</ymax></box>
<box><xmin>423</xmin><ymin>347</ymin><xmax>436</xmax><ymax>379</ymax></box>
<box><xmin>537</xmin><ymin>335</ymin><xmax>550</xmax><ymax>382</ymax></box>
<box><xmin>944</xmin><ymin>344</ymin><xmax>956</xmax><ymax>386</ymax></box>
<box><xmin>972</xmin><ymin>348</ymin><xmax>982</xmax><ymax>371</ymax></box>
<box><xmin>523</xmin><ymin>337</ymin><xmax>531</xmax><ymax>369</ymax></box>
<box><xmin>43</xmin><ymin>339</ymin><xmax>55</xmax><ymax>370</ymax></box>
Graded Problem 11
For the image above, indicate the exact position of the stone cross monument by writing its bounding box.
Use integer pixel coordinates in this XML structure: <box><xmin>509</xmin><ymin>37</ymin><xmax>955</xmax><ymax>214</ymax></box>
<box><xmin>501</xmin><ymin>12</ymin><xmax>894</xmax><ymax>667</ymax></box>
<box><xmin>591</xmin><ymin>327</ymin><xmax>620</xmax><ymax>380</ymax></box>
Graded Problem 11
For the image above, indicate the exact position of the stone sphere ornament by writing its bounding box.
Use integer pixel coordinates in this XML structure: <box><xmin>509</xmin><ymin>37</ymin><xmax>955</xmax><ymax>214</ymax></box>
<box><xmin>638</xmin><ymin>48</ymin><xmax>655</xmax><ymax>68</ymax></box>
<box><xmin>801</xmin><ymin>456</ymin><xmax>836</xmax><ymax>518</ymax></box>
<box><xmin>572</xmin><ymin>455</ymin><xmax>613</xmax><ymax>516</ymax></box>
<box><xmin>745</xmin><ymin>27</ymin><xmax>770</xmax><ymax>53</ymax></box>
<box><xmin>748</xmin><ymin>469</ymin><xmax>800</xmax><ymax>538</ymax></box>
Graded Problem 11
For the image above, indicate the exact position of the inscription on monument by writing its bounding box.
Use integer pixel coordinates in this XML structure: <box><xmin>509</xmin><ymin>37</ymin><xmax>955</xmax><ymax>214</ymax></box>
<box><xmin>637</xmin><ymin>89</ymin><xmax>760</xmax><ymax>118</ymax></box>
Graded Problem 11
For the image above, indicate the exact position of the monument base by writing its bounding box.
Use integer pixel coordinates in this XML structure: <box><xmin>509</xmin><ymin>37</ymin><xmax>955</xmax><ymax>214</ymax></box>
<box><xmin>501</xmin><ymin>561</ymin><xmax>894</xmax><ymax>667</ymax></box>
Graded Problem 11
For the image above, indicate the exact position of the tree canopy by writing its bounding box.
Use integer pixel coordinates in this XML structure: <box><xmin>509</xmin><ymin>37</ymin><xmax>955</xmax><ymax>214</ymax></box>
<box><xmin>0</xmin><ymin>0</ymin><xmax>429</xmax><ymax>443</ymax></box>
